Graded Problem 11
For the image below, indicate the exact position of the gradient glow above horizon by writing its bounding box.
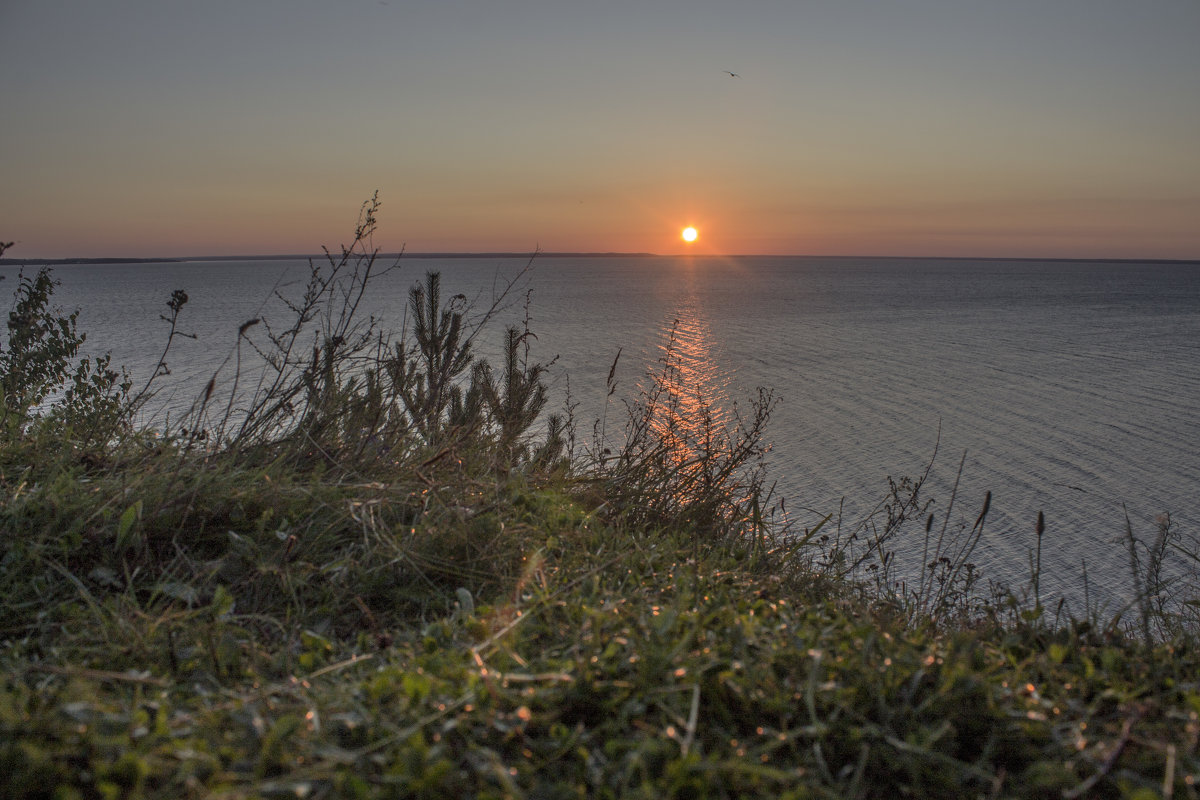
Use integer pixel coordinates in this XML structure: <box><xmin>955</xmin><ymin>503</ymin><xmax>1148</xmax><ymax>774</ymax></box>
<box><xmin>2</xmin><ymin>1</ymin><xmax>1198</xmax><ymax>260</ymax></box>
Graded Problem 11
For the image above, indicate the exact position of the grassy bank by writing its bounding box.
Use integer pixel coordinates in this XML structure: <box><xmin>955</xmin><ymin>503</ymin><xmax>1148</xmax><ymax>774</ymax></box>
<box><xmin>2</xmin><ymin>220</ymin><xmax>1199</xmax><ymax>799</ymax></box>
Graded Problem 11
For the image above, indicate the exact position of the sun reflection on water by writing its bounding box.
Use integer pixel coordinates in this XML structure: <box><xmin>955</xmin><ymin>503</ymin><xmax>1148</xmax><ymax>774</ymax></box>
<box><xmin>642</xmin><ymin>285</ymin><xmax>741</xmax><ymax>506</ymax></box>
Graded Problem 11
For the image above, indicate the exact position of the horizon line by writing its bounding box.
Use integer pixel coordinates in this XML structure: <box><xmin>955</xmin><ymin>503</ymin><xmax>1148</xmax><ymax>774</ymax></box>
<box><xmin>3</xmin><ymin>252</ymin><xmax>1199</xmax><ymax>266</ymax></box>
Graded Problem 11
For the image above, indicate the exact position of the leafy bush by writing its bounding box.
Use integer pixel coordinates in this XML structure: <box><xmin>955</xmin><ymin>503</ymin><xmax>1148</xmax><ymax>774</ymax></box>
<box><xmin>0</xmin><ymin>243</ymin><xmax>131</xmax><ymax>458</ymax></box>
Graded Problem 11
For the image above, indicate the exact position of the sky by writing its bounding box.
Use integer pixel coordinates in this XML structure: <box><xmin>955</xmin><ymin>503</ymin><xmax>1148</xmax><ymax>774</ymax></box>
<box><xmin>2</xmin><ymin>0</ymin><xmax>1199</xmax><ymax>260</ymax></box>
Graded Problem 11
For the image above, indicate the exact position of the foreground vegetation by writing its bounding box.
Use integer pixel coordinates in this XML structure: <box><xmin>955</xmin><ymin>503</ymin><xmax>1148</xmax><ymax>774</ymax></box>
<box><xmin>2</xmin><ymin>215</ymin><xmax>1199</xmax><ymax>799</ymax></box>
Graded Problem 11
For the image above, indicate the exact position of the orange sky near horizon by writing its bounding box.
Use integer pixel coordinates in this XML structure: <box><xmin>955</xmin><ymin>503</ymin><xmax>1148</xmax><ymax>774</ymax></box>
<box><xmin>2</xmin><ymin>1</ymin><xmax>1198</xmax><ymax>261</ymax></box>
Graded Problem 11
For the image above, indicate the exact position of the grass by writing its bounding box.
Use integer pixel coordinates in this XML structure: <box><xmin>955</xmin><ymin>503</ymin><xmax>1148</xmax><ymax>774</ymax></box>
<box><xmin>2</xmin><ymin>218</ymin><xmax>1200</xmax><ymax>798</ymax></box>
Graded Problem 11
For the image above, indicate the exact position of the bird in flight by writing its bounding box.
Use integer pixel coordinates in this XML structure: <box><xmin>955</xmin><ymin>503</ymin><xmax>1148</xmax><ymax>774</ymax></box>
<box><xmin>724</xmin><ymin>70</ymin><xmax>741</xmax><ymax>78</ymax></box>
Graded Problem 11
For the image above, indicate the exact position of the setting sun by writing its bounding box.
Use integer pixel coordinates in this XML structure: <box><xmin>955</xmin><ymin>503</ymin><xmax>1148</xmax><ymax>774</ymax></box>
<box><xmin>682</xmin><ymin>226</ymin><xmax>698</xmax><ymax>243</ymax></box>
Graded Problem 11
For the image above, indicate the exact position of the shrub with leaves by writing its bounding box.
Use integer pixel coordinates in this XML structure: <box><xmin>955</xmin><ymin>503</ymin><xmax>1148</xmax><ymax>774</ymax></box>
<box><xmin>0</xmin><ymin>247</ymin><xmax>131</xmax><ymax>456</ymax></box>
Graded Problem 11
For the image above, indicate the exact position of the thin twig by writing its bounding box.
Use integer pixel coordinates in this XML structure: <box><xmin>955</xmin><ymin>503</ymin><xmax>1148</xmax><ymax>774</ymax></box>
<box><xmin>25</xmin><ymin>663</ymin><xmax>168</xmax><ymax>686</ymax></box>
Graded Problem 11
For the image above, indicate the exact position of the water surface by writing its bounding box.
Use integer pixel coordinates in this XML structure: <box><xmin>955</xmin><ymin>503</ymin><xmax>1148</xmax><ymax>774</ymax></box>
<box><xmin>12</xmin><ymin>254</ymin><xmax>1199</xmax><ymax>612</ymax></box>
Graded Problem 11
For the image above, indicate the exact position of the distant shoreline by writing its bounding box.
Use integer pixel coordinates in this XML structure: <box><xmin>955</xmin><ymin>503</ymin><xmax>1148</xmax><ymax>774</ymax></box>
<box><xmin>0</xmin><ymin>257</ymin><xmax>188</xmax><ymax>265</ymax></box>
<box><xmin>2</xmin><ymin>253</ymin><xmax>1197</xmax><ymax>266</ymax></box>
<box><xmin>0</xmin><ymin>252</ymin><xmax>655</xmax><ymax>266</ymax></box>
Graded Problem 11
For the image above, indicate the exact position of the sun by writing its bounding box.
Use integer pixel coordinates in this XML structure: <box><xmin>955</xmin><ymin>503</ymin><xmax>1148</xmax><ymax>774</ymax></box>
<box><xmin>681</xmin><ymin>226</ymin><xmax>698</xmax><ymax>243</ymax></box>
